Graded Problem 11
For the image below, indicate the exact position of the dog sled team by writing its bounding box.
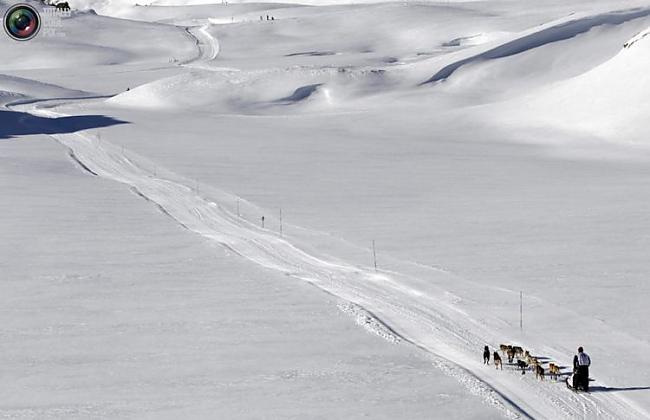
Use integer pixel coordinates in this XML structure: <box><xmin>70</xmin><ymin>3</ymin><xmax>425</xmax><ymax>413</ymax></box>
<box><xmin>482</xmin><ymin>344</ymin><xmax>591</xmax><ymax>391</ymax></box>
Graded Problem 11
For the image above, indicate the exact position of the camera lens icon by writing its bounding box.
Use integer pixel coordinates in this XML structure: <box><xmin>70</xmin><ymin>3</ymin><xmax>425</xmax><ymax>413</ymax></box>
<box><xmin>4</xmin><ymin>4</ymin><xmax>41</xmax><ymax>41</ymax></box>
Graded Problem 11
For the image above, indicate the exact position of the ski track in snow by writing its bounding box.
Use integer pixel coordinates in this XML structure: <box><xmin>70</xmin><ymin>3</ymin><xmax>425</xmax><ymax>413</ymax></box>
<box><xmin>10</xmin><ymin>19</ymin><xmax>650</xmax><ymax>420</ymax></box>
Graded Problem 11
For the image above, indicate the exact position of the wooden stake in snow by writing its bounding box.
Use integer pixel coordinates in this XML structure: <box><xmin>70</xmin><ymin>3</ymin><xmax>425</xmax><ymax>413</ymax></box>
<box><xmin>372</xmin><ymin>240</ymin><xmax>377</xmax><ymax>272</ymax></box>
<box><xmin>520</xmin><ymin>291</ymin><xmax>523</xmax><ymax>332</ymax></box>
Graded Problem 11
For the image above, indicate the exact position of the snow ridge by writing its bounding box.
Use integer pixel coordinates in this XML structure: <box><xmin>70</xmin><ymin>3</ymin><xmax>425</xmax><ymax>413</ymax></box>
<box><xmin>422</xmin><ymin>7</ymin><xmax>650</xmax><ymax>84</ymax></box>
<box><xmin>337</xmin><ymin>302</ymin><xmax>401</xmax><ymax>344</ymax></box>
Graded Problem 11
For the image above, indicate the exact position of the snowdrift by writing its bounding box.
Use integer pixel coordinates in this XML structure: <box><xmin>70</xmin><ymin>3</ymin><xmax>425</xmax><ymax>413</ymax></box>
<box><xmin>422</xmin><ymin>8</ymin><xmax>650</xmax><ymax>84</ymax></box>
<box><xmin>106</xmin><ymin>66</ymin><xmax>394</xmax><ymax>113</ymax></box>
<box><xmin>0</xmin><ymin>75</ymin><xmax>88</xmax><ymax>106</ymax></box>
<box><xmin>494</xmin><ymin>25</ymin><xmax>650</xmax><ymax>145</ymax></box>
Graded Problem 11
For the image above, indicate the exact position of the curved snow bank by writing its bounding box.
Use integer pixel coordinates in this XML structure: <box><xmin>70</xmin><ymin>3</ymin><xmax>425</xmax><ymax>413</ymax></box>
<box><xmin>0</xmin><ymin>12</ymin><xmax>196</xmax><ymax>70</ymax></box>
<box><xmin>441</xmin><ymin>32</ymin><xmax>511</xmax><ymax>48</ymax></box>
<box><xmin>0</xmin><ymin>75</ymin><xmax>88</xmax><ymax>106</ymax></box>
<box><xmin>499</xmin><ymin>26</ymin><xmax>650</xmax><ymax>144</ymax></box>
<box><xmin>107</xmin><ymin>66</ymin><xmax>394</xmax><ymax>113</ymax></box>
<box><xmin>422</xmin><ymin>7</ymin><xmax>650</xmax><ymax>84</ymax></box>
<box><xmin>414</xmin><ymin>13</ymin><xmax>650</xmax><ymax>105</ymax></box>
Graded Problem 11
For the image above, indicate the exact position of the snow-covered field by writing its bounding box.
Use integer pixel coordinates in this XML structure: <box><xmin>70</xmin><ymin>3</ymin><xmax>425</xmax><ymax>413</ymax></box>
<box><xmin>2</xmin><ymin>0</ymin><xmax>650</xmax><ymax>418</ymax></box>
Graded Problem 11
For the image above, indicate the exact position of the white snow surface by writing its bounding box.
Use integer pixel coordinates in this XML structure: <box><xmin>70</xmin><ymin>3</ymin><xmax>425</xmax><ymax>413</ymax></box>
<box><xmin>2</xmin><ymin>0</ymin><xmax>650</xmax><ymax>418</ymax></box>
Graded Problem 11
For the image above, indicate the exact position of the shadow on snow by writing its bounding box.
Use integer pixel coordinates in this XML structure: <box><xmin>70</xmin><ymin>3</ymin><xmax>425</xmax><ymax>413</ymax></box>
<box><xmin>0</xmin><ymin>109</ymin><xmax>128</xmax><ymax>140</ymax></box>
<box><xmin>589</xmin><ymin>386</ymin><xmax>650</xmax><ymax>393</ymax></box>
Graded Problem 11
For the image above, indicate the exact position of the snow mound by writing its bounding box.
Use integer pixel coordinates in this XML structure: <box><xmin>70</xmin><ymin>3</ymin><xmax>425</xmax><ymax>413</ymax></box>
<box><xmin>423</xmin><ymin>7</ymin><xmax>650</xmax><ymax>84</ymax></box>
<box><xmin>106</xmin><ymin>69</ymin><xmax>326</xmax><ymax>112</ymax></box>
<box><xmin>107</xmin><ymin>66</ymin><xmax>394</xmax><ymax>113</ymax></box>
<box><xmin>496</xmin><ymin>23</ymin><xmax>650</xmax><ymax>144</ymax></box>
<box><xmin>442</xmin><ymin>32</ymin><xmax>510</xmax><ymax>48</ymax></box>
<box><xmin>0</xmin><ymin>75</ymin><xmax>88</xmax><ymax>106</ymax></box>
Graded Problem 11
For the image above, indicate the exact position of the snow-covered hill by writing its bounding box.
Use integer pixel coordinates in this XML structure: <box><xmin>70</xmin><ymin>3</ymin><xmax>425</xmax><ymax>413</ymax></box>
<box><xmin>503</xmin><ymin>25</ymin><xmax>650</xmax><ymax>144</ymax></box>
<box><xmin>2</xmin><ymin>1</ymin><xmax>650</xmax><ymax>418</ymax></box>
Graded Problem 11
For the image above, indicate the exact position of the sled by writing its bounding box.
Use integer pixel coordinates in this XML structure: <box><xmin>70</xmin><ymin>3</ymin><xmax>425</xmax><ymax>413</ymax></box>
<box><xmin>565</xmin><ymin>377</ymin><xmax>592</xmax><ymax>393</ymax></box>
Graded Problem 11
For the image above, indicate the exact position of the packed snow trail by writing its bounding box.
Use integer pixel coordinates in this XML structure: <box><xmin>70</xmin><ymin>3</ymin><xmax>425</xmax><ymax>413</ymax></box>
<box><xmin>186</xmin><ymin>24</ymin><xmax>219</xmax><ymax>62</ymax></box>
<box><xmin>19</xmin><ymin>103</ymin><xmax>649</xmax><ymax>420</ymax></box>
<box><xmin>181</xmin><ymin>24</ymin><xmax>239</xmax><ymax>72</ymax></box>
<box><xmin>11</xmin><ymin>18</ymin><xmax>650</xmax><ymax>420</ymax></box>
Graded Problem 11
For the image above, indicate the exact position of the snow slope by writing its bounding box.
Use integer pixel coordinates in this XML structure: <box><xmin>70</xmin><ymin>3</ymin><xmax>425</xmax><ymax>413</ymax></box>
<box><xmin>0</xmin><ymin>9</ymin><xmax>196</xmax><ymax>70</ymax></box>
<box><xmin>3</xmin><ymin>0</ymin><xmax>650</xmax><ymax>418</ymax></box>
<box><xmin>490</xmin><ymin>25</ymin><xmax>650</xmax><ymax>144</ymax></box>
<box><xmin>0</xmin><ymin>74</ymin><xmax>89</xmax><ymax>106</ymax></box>
<box><xmin>420</xmin><ymin>8</ymin><xmax>650</xmax><ymax>84</ymax></box>
<box><xmin>1</xmin><ymin>126</ymin><xmax>496</xmax><ymax>420</ymax></box>
<box><xmin>21</xmin><ymin>100</ymin><xmax>650</xmax><ymax>419</ymax></box>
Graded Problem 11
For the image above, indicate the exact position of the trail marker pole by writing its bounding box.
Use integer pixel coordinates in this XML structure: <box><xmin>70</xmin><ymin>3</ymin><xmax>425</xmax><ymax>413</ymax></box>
<box><xmin>372</xmin><ymin>240</ymin><xmax>377</xmax><ymax>272</ymax></box>
<box><xmin>520</xmin><ymin>291</ymin><xmax>523</xmax><ymax>332</ymax></box>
